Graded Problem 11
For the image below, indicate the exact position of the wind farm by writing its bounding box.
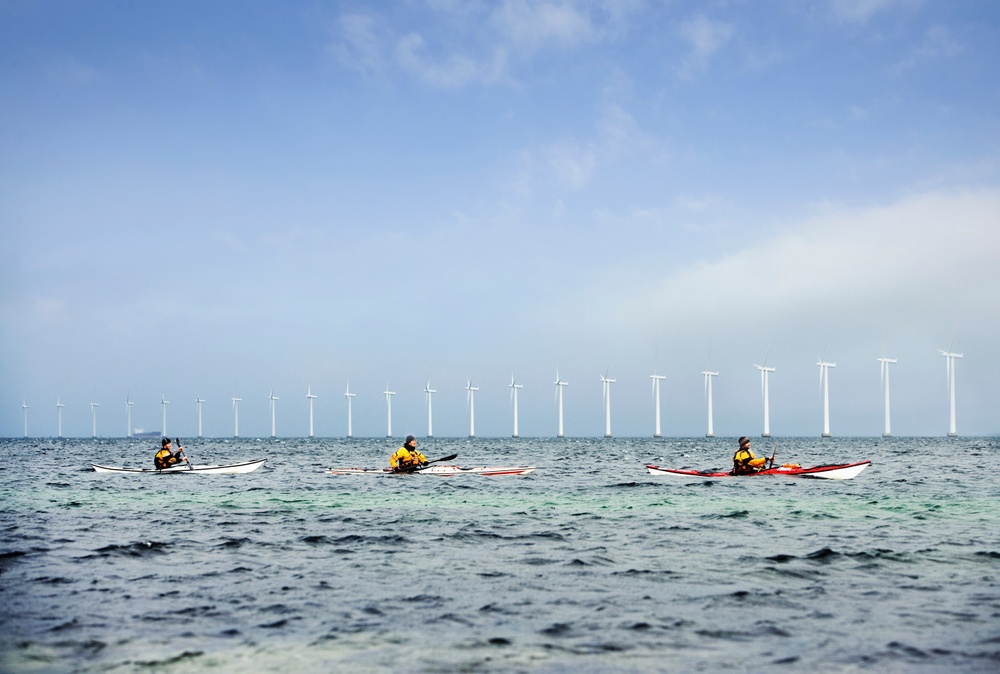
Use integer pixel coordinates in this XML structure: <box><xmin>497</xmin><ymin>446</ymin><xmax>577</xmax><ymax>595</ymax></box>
<box><xmin>7</xmin><ymin>335</ymin><xmax>984</xmax><ymax>439</ymax></box>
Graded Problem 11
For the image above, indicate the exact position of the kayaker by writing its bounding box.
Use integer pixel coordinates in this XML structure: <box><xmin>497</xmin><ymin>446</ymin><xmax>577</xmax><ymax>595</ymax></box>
<box><xmin>154</xmin><ymin>438</ymin><xmax>187</xmax><ymax>470</ymax></box>
<box><xmin>731</xmin><ymin>436</ymin><xmax>767</xmax><ymax>475</ymax></box>
<box><xmin>390</xmin><ymin>435</ymin><xmax>427</xmax><ymax>473</ymax></box>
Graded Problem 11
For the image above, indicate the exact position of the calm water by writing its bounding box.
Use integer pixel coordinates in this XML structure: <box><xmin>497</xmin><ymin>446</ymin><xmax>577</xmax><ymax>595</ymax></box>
<box><xmin>1</xmin><ymin>436</ymin><xmax>998</xmax><ymax>673</ymax></box>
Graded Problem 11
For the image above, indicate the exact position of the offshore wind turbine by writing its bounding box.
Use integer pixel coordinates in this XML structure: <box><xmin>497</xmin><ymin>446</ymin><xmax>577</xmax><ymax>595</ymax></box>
<box><xmin>57</xmin><ymin>398</ymin><xmax>65</xmax><ymax>438</ymax></box>
<box><xmin>22</xmin><ymin>400</ymin><xmax>29</xmax><ymax>438</ymax></box>
<box><xmin>509</xmin><ymin>375</ymin><xmax>523</xmax><ymax>438</ymax></box>
<box><xmin>384</xmin><ymin>384</ymin><xmax>396</xmax><ymax>438</ymax></box>
<box><xmin>938</xmin><ymin>337</ymin><xmax>963</xmax><ymax>437</ymax></box>
<box><xmin>268</xmin><ymin>390</ymin><xmax>279</xmax><ymax>438</ymax></box>
<box><xmin>90</xmin><ymin>401</ymin><xmax>99</xmax><ymax>438</ymax></box>
<box><xmin>424</xmin><ymin>381</ymin><xmax>436</xmax><ymax>438</ymax></box>
<box><xmin>195</xmin><ymin>396</ymin><xmax>206</xmax><ymax>438</ymax></box>
<box><xmin>600</xmin><ymin>370</ymin><xmax>615</xmax><ymax>438</ymax></box>
<box><xmin>702</xmin><ymin>370</ymin><xmax>719</xmax><ymax>437</ymax></box>
<box><xmin>878</xmin><ymin>356</ymin><xmax>897</xmax><ymax>437</ymax></box>
<box><xmin>344</xmin><ymin>384</ymin><xmax>356</xmax><ymax>438</ymax></box>
<box><xmin>232</xmin><ymin>395</ymin><xmax>242</xmax><ymax>438</ymax></box>
<box><xmin>817</xmin><ymin>356</ymin><xmax>836</xmax><ymax>437</ymax></box>
<box><xmin>754</xmin><ymin>343</ymin><xmax>775</xmax><ymax>438</ymax></box>
<box><xmin>125</xmin><ymin>394</ymin><xmax>133</xmax><ymax>438</ymax></box>
<box><xmin>554</xmin><ymin>372</ymin><xmax>568</xmax><ymax>438</ymax></box>
<box><xmin>650</xmin><ymin>371</ymin><xmax>666</xmax><ymax>438</ymax></box>
<box><xmin>466</xmin><ymin>380</ymin><xmax>478</xmax><ymax>438</ymax></box>
<box><xmin>306</xmin><ymin>386</ymin><xmax>317</xmax><ymax>438</ymax></box>
<box><xmin>160</xmin><ymin>396</ymin><xmax>170</xmax><ymax>437</ymax></box>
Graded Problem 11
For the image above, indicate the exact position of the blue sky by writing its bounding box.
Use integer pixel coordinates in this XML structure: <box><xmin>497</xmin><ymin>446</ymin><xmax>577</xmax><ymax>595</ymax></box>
<box><xmin>2</xmin><ymin>0</ymin><xmax>999</xmax><ymax>439</ymax></box>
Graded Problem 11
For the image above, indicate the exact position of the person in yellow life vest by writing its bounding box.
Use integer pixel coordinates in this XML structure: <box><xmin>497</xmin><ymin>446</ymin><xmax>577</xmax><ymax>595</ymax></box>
<box><xmin>732</xmin><ymin>436</ymin><xmax>768</xmax><ymax>475</ymax></box>
<box><xmin>154</xmin><ymin>438</ymin><xmax>187</xmax><ymax>470</ymax></box>
<box><xmin>390</xmin><ymin>435</ymin><xmax>427</xmax><ymax>473</ymax></box>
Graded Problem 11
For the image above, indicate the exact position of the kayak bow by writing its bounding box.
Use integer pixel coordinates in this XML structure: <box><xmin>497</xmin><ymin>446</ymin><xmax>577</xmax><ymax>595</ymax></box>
<box><xmin>645</xmin><ymin>460</ymin><xmax>870</xmax><ymax>480</ymax></box>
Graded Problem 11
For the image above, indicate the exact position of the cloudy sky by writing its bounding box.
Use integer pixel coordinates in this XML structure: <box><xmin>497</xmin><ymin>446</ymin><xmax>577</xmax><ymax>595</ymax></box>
<box><xmin>2</xmin><ymin>0</ymin><xmax>998</xmax><ymax>439</ymax></box>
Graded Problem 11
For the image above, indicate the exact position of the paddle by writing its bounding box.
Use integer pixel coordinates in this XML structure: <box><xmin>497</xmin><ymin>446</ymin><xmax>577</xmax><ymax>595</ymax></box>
<box><xmin>767</xmin><ymin>443</ymin><xmax>778</xmax><ymax>469</ymax></box>
<box><xmin>175</xmin><ymin>437</ymin><xmax>192</xmax><ymax>470</ymax></box>
<box><xmin>400</xmin><ymin>453</ymin><xmax>459</xmax><ymax>473</ymax></box>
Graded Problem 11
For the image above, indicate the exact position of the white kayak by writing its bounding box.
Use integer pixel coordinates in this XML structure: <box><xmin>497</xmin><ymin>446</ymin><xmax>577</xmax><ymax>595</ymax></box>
<box><xmin>92</xmin><ymin>459</ymin><xmax>267</xmax><ymax>474</ymax></box>
<box><xmin>325</xmin><ymin>464</ymin><xmax>536</xmax><ymax>477</ymax></box>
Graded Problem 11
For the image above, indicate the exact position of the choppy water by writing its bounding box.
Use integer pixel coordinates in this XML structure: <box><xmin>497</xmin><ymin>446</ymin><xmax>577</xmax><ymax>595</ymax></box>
<box><xmin>1</xmin><ymin>436</ymin><xmax>998</xmax><ymax>673</ymax></box>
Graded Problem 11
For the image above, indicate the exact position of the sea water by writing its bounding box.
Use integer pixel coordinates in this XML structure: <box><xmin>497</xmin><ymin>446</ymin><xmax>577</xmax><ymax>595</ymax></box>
<box><xmin>1</xmin><ymin>436</ymin><xmax>998</xmax><ymax>673</ymax></box>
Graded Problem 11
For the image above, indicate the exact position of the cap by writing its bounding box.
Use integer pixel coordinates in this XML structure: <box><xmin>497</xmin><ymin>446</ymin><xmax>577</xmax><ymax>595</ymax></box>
<box><xmin>162</xmin><ymin>437</ymin><xmax>171</xmax><ymax>447</ymax></box>
<box><xmin>738</xmin><ymin>436</ymin><xmax>749</xmax><ymax>446</ymax></box>
<box><xmin>405</xmin><ymin>435</ymin><xmax>416</xmax><ymax>444</ymax></box>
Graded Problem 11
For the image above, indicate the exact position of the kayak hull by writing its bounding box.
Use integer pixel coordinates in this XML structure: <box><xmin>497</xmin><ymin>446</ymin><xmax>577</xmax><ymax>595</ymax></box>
<box><xmin>326</xmin><ymin>465</ymin><xmax>536</xmax><ymax>476</ymax></box>
<box><xmin>92</xmin><ymin>459</ymin><xmax>267</xmax><ymax>475</ymax></box>
<box><xmin>645</xmin><ymin>460</ymin><xmax>871</xmax><ymax>480</ymax></box>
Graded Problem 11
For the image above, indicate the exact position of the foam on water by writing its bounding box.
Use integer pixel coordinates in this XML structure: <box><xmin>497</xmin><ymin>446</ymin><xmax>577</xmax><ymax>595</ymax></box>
<box><xmin>1</xmin><ymin>436</ymin><xmax>999</xmax><ymax>672</ymax></box>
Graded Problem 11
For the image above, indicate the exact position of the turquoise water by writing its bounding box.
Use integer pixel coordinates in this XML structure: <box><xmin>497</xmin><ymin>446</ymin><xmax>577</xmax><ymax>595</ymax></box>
<box><xmin>1</xmin><ymin>436</ymin><xmax>998</xmax><ymax>672</ymax></box>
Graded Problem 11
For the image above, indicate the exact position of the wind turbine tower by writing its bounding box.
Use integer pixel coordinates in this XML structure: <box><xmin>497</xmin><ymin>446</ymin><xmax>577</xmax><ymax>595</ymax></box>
<box><xmin>702</xmin><ymin>371</ymin><xmax>719</xmax><ymax>437</ymax></box>
<box><xmin>160</xmin><ymin>396</ymin><xmax>170</xmax><ymax>437</ymax></box>
<box><xmin>554</xmin><ymin>372</ymin><xmax>568</xmax><ymax>438</ymax></box>
<box><xmin>306</xmin><ymin>386</ymin><xmax>317</xmax><ymax>438</ymax></box>
<box><xmin>57</xmin><ymin>398</ymin><xmax>65</xmax><ymax>439</ymax></box>
<box><xmin>938</xmin><ymin>347</ymin><xmax>963</xmax><ymax>437</ymax></box>
<box><xmin>466</xmin><ymin>380</ymin><xmax>478</xmax><ymax>438</ymax></box>
<box><xmin>384</xmin><ymin>385</ymin><xmax>396</xmax><ymax>438</ymax></box>
<box><xmin>22</xmin><ymin>400</ymin><xmax>29</xmax><ymax>438</ymax></box>
<box><xmin>755</xmin><ymin>345</ymin><xmax>775</xmax><ymax>438</ymax></box>
<box><xmin>878</xmin><ymin>357</ymin><xmax>897</xmax><ymax>437</ymax></box>
<box><xmin>90</xmin><ymin>401</ymin><xmax>99</xmax><ymax>438</ymax></box>
<box><xmin>195</xmin><ymin>397</ymin><xmax>206</xmax><ymax>438</ymax></box>
<box><xmin>601</xmin><ymin>371</ymin><xmax>616</xmax><ymax>438</ymax></box>
<box><xmin>268</xmin><ymin>391</ymin><xmax>279</xmax><ymax>438</ymax></box>
<box><xmin>125</xmin><ymin>395</ymin><xmax>133</xmax><ymax>438</ymax></box>
<box><xmin>344</xmin><ymin>385</ymin><xmax>356</xmax><ymax>438</ymax></box>
<box><xmin>424</xmin><ymin>381</ymin><xmax>436</xmax><ymax>438</ymax></box>
<box><xmin>509</xmin><ymin>375</ymin><xmax>523</xmax><ymax>438</ymax></box>
<box><xmin>817</xmin><ymin>358</ymin><xmax>836</xmax><ymax>437</ymax></box>
<box><xmin>232</xmin><ymin>395</ymin><xmax>242</xmax><ymax>438</ymax></box>
<box><xmin>650</xmin><ymin>371</ymin><xmax>666</xmax><ymax>438</ymax></box>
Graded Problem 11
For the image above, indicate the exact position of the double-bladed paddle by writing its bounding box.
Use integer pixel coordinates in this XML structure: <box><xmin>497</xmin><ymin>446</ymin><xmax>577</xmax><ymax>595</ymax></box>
<box><xmin>767</xmin><ymin>443</ymin><xmax>778</xmax><ymax>469</ymax></box>
<box><xmin>400</xmin><ymin>453</ymin><xmax>459</xmax><ymax>473</ymax></box>
<box><xmin>175</xmin><ymin>437</ymin><xmax>192</xmax><ymax>470</ymax></box>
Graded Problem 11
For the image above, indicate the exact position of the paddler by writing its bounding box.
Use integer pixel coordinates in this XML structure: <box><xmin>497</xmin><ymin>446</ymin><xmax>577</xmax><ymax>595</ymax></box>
<box><xmin>731</xmin><ymin>436</ymin><xmax>768</xmax><ymax>475</ymax></box>
<box><xmin>390</xmin><ymin>435</ymin><xmax>428</xmax><ymax>473</ymax></box>
<box><xmin>154</xmin><ymin>437</ymin><xmax>187</xmax><ymax>470</ymax></box>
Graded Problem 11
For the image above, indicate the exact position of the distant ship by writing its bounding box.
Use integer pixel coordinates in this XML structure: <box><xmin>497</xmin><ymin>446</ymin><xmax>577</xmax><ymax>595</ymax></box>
<box><xmin>131</xmin><ymin>428</ymin><xmax>162</xmax><ymax>438</ymax></box>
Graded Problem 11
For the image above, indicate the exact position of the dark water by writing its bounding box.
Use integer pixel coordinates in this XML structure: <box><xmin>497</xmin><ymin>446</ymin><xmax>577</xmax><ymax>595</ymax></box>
<box><xmin>1</xmin><ymin>436</ymin><xmax>998</xmax><ymax>673</ymax></box>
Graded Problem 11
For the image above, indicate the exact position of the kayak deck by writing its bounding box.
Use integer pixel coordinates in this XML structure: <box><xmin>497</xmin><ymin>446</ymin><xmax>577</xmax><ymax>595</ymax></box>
<box><xmin>326</xmin><ymin>465</ymin><xmax>536</xmax><ymax>476</ymax></box>
<box><xmin>645</xmin><ymin>460</ymin><xmax>870</xmax><ymax>480</ymax></box>
<box><xmin>91</xmin><ymin>458</ymin><xmax>267</xmax><ymax>474</ymax></box>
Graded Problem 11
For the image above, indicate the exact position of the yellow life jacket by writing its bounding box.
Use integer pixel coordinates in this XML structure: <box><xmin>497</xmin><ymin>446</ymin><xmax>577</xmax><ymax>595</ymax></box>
<box><xmin>154</xmin><ymin>448</ymin><xmax>179</xmax><ymax>470</ymax></box>
<box><xmin>390</xmin><ymin>446</ymin><xmax>427</xmax><ymax>472</ymax></box>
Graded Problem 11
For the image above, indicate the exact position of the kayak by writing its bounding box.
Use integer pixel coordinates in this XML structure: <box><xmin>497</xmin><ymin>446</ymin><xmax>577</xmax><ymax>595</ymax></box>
<box><xmin>645</xmin><ymin>460</ymin><xmax>871</xmax><ymax>480</ymax></box>
<box><xmin>325</xmin><ymin>464</ymin><xmax>536</xmax><ymax>477</ymax></box>
<box><xmin>91</xmin><ymin>459</ymin><xmax>267</xmax><ymax>475</ymax></box>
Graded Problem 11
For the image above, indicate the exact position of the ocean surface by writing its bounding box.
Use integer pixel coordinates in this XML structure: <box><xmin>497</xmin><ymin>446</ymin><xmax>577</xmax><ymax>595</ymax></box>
<box><xmin>1</xmin><ymin>436</ymin><xmax>998</xmax><ymax>673</ymax></box>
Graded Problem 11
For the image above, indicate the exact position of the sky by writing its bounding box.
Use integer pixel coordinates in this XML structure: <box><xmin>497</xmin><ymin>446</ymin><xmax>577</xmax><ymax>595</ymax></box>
<box><xmin>2</xmin><ymin>0</ymin><xmax>999</xmax><ymax>439</ymax></box>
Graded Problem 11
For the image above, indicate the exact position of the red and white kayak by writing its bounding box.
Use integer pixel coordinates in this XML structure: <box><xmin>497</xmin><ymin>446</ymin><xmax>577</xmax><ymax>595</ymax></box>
<box><xmin>325</xmin><ymin>464</ymin><xmax>536</xmax><ymax>477</ymax></box>
<box><xmin>92</xmin><ymin>459</ymin><xmax>267</xmax><ymax>475</ymax></box>
<box><xmin>645</xmin><ymin>460</ymin><xmax>871</xmax><ymax>480</ymax></box>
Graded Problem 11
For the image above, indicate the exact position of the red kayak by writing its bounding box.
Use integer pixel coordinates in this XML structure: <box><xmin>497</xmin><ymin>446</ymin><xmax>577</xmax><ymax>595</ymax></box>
<box><xmin>645</xmin><ymin>460</ymin><xmax>871</xmax><ymax>480</ymax></box>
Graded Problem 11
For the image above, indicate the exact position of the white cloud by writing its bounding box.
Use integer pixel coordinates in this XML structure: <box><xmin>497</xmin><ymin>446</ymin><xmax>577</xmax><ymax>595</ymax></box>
<box><xmin>329</xmin><ymin>13</ymin><xmax>386</xmax><ymax>76</ymax></box>
<box><xmin>608</xmin><ymin>189</ymin><xmax>1000</xmax><ymax>335</ymax></box>
<box><xmin>676</xmin><ymin>15</ymin><xmax>734</xmax><ymax>80</ymax></box>
<box><xmin>491</xmin><ymin>0</ymin><xmax>596</xmax><ymax>50</ymax></box>
<box><xmin>827</xmin><ymin>0</ymin><xmax>918</xmax><ymax>24</ymax></box>
<box><xmin>395</xmin><ymin>32</ymin><xmax>483</xmax><ymax>88</ymax></box>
